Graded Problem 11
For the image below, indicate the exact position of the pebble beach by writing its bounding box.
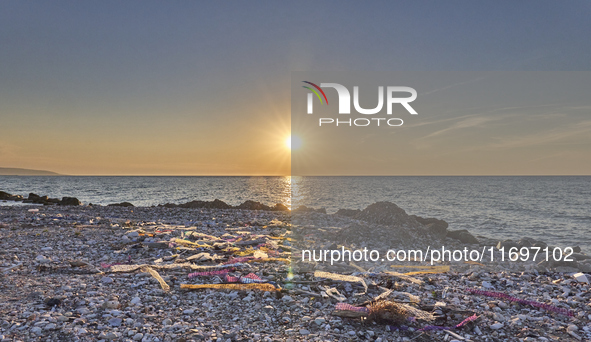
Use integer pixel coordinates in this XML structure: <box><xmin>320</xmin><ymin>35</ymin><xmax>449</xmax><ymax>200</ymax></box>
<box><xmin>1</xmin><ymin>199</ymin><xmax>590</xmax><ymax>342</ymax></box>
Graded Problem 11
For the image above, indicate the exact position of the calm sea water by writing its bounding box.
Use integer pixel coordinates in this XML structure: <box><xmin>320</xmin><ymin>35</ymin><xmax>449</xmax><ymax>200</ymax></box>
<box><xmin>0</xmin><ymin>176</ymin><xmax>589</xmax><ymax>249</ymax></box>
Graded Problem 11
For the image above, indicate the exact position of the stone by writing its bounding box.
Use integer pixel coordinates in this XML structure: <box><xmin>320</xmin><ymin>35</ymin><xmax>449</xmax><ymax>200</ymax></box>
<box><xmin>108</xmin><ymin>202</ymin><xmax>134</xmax><ymax>207</ymax></box>
<box><xmin>497</xmin><ymin>239</ymin><xmax>520</xmax><ymax>250</ymax></box>
<box><xmin>573</xmin><ymin>272</ymin><xmax>589</xmax><ymax>284</ymax></box>
<box><xmin>108</xmin><ymin>318</ymin><xmax>122</xmax><ymax>327</ymax></box>
<box><xmin>490</xmin><ymin>323</ymin><xmax>503</xmax><ymax>330</ymax></box>
<box><xmin>448</xmin><ymin>229</ymin><xmax>479</xmax><ymax>244</ymax></box>
<box><xmin>101</xmin><ymin>277</ymin><xmax>114</xmax><ymax>284</ymax></box>
<box><xmin>59</xmin><ymin>197</ymin><xmax>81</xmax><ymax>206</ymax></box>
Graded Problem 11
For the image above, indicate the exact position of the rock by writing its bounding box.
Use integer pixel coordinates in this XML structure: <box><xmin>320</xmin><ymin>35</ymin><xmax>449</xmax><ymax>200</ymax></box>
<box><xmin>162</xmin><ymin>318</ymin><xmax>172</xmax><ymax>326</ymax></box>
<box><xmin>490</xmin><ymin>323</ymin><xmax>504</xmax><ymax>330</ymax></box>
<box><xmin>448</xmin><ymin>229</ymin><xmax>479</xmax><ymax>244</ymax></box>
<box><xmin>573</xmin><ymin>272</ymin><xmax>589</xmax><ymax>284</ymax></box>
<box><xmin>108</xmin><ymin>318</ymin><xmax>122</xmax><ymax>327</ymax></box>
<box><xmin>130</xmin><ymin>297</ymin><xmax>141</xmax><ymax>305</ymax></box>
<box><xmin>272</xmin><ymin>203</ymin><xmax>289</xmax><ymax>211</ymax></box>
<box><xmin>59</xmin><ymin>197</ymin><xmax>81</xmax><ymax>206</ymax></box>
<box><xmin>101</xmin><ymin>276</ymin><xmax>114</xmax><ymax>284</ymax></box>
<box><xmin>108</xmin><ymin>202</ymin><xmax>134</xmax><ymax>207</ymax></box>
<box><xmin>105</xmin><ymin>332</ymin><xmax>118</xmax><ymax>340</ymax></box>
<box><xmin>314</xmin><ymin>318</ymin><xmax>326</xmax><ymax>325</ymax></box>
<box><xmin>44</xmin><ymin>298</ymin><xmax>61</xmax><ymax>307</ymax></box>
<box><xmin>177</xmin><ymin>199</ymin><xmax>231</xmax><ymax>210</ymax></box>
<box><xmin>236</xmin><ymin>200</ymin><xmax>272</xmax><ymax>211</ymax></box>
<box><xmin>36</xmin><ymin>255</ymin><xmax>50</xmax><ymax>263</ymax></box>
<box><xmin>102</xmin><ymin>300</ymin><xmax>120</xmax><ymax>309</ymax></box>
<box><xmin>299</xmin><ymin>329</ymin><xmax>310</xmax><ymax>335</ymax></box>
<box><xmin>497</xmin><ymin>239</ymin><xmax>520</xmax><ymax>250</ymax></box>
<box><xmin>354</xmin><ymin>202</ymin><xmax>422</xmax><ymax>228</ymax></box>
<box><xmin>127</xmin><ymin>231</ymin><xmax>140</xmax><ymax>239</ymax></box>
<box><xmin>567</xmin><ymin>324</ymin><xmax>578</xmax><ymax>332</ymax></box>
<box><xmin>0</xmin><ymin>191</ymin><xmax>12</xmax><ymax>200</ymax></box>
<box><xmin>412</xmin><ymin>216</ymin><xmax>448</xmax><ymax>236</ymax></box>
<box><xmin>335</xmin><ymin>208</ymin><xmax>362</xmax><ymax>218</ymax></box>
<box><xmin>517</xmin><ymin>237</ymin><xmax>536</xmax><ymax>248</ymax></box>
<box><xmin>133</xmin><ymin>333</ymin><xmax>144</xmax><ymax>341</ymax></box>
<box><xmin>263</xmin><ymin>305</ymin><xmax>274</xmax><ymax>313</ymax></box>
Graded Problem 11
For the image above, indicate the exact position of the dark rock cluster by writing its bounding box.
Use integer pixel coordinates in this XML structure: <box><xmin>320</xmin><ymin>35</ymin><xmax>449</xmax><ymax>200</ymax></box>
<box><xmin>0</xmin><ymin>191</ymin><xmax>81</xmax><ymax>206</ymax></box>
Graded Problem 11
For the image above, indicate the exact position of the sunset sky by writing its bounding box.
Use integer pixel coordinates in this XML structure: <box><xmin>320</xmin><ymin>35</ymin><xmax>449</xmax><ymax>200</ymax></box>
<box><xmin>1</xmin><ymin>2</ymin><xmax>590</xmax><ymax>175</ymax></box>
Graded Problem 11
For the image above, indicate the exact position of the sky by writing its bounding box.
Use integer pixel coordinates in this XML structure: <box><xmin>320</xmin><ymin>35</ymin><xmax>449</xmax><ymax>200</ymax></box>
<box><xmin>1</xmin><ymin>1</ymin><xmax>590</xmax><ymax>175</ymax></box>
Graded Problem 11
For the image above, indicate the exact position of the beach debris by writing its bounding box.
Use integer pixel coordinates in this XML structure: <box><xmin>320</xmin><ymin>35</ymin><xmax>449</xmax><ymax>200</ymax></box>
<box><xmin>1</xmin><ymin>262</ymin><xmax>22</xmax><ymax>274</ymax></box>
<box><xmin>225</xmin><ymin>273</ymin><xmax>269</xmax><ymax>284</ymax></box>
<box><xmin>107</xmin><ymin>262</ymin><xmax>246</xmax><ymax>273</ymax></box>
<box><xmin>332</xmin><ymin>300</ymin><xmax>435</xmax><ymax>324</ymax></box>
<box><xmin>314</xmin><ymin>270</ymin><xmax>368</xmax><ymax>293</ymax></box>
<box><xmin>324</xmin><ymin>287</ymin><xmax>347</xmax><ymax>301</ymax></box>
<box><xmin>142</xmin><ymin>266</ymin><xmax>170</xmax><ymax>292</ymax></box>
<box><xmin>180</xmin><ymin>283</ymin><xmax>280</xmax><ymax>292</ymax></box>
<box><xmin>43</xmin><ymin>298</ymin><xmax>61</xmax><ymax>307</ymax></box>
<box><xmin>187</xmin><ymin>269</ymin><xmax>233</xmax><ymax>278</ymax></box>
<box><xmin>1</xmin><ymin>202</ymin><xmax>589</xmax><ymax>341</ymax></box>
<box><xmin>384</xmin><ymin>271</ymin><xmax>423</xmax><ymax>285</ymax></box>
<box><xmin>466</xmin><ymin>288</ymin><xmax>574</xmax><ymax>317</ymax></box>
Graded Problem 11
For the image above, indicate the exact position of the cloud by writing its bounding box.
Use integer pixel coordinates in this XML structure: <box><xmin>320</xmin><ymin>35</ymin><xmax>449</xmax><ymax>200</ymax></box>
<box><xmin>416</xmin><ymin>115</ymin><xmax>504</xmax><ymax>141</ymax></box>
<box><xmin>487</xmin><ymin>120</ymin><xmax>591</xmax><ymax>150</ymax></box>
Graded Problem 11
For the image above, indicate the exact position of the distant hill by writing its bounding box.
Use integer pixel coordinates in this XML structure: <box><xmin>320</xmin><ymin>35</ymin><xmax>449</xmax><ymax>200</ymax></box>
<box><xmin>0</xmin><ymin>168</ymin><xmax>60</xmax><ymax>176</ymax></box>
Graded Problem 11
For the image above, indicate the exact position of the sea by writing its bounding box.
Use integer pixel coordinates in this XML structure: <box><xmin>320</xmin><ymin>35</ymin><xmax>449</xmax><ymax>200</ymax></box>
<box><xmin>0</xmin><ymin>176</ymin><xmax>589</xmax><ymax>249</ymax></box>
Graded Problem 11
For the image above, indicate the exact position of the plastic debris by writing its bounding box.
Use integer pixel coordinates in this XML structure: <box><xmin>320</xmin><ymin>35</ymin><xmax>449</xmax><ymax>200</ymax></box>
<box><xmin>225</xmin><ymin>273</ymin><xmax>268</xmax><ymax>284</ymax></box>
<box><xmin>188</xmin><ymin>269</ymin><xmax>233</xmax><ymax>278</ymax></box>
<box><xmin>332</xmin><ymin>300</ymin><xmax>435</xmax><ymax>324</ymax></box>
<box><xmin>180</xmin><ymin>283</ymin><xmax>280</xmax><ymax>291</ymax></box>
<box><xmin>419</xmin><ymin>314</ymin><xmax>478</xmax><ymax>331</ymax></box>
<box><xmin>108</xmin><ymin>262</ymin><xmax>246</xmax><ymax>273</ymax></box>
<box><xmin>466</xmin><ymin>288</ymin><xmax>574</xmax><ymax>317</ymax></box>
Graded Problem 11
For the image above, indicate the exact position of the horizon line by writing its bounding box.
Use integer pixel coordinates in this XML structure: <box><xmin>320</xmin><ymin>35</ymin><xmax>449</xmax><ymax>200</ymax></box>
<box><xmin>3</xmin><ymin>174</ymin><xmax>591</xmax><ymax>177</ymax></box>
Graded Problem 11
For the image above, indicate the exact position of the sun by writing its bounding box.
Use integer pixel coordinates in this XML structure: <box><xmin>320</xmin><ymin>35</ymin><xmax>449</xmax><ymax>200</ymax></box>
<box><xmin>285</xmin><ymin>135</ymin><xmax>303</xmax><ymax>150</ymax></box>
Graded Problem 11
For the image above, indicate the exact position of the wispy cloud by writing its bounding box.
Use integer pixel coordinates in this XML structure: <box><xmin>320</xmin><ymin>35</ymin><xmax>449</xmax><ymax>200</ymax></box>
<box><xmin>487</xmin><ymin>120</ymin><xmax>591</xmax><ymax>150</ymax></box>
<box><xmin>419</xmin><ymin>76</ymin><xmax>489</xmax><ymax>96</ymax></box>
<box><xmin>416</xmin><ymin>115</ymin><xmax>505</xmax><ymax>141</ymax></box>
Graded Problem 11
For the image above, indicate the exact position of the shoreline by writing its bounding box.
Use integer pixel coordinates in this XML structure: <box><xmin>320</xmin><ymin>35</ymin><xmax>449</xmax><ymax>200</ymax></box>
<box><xmin>1</xmin><ymin>204</ymin><xmax>590</xmax><ymax>341</ymax></box>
